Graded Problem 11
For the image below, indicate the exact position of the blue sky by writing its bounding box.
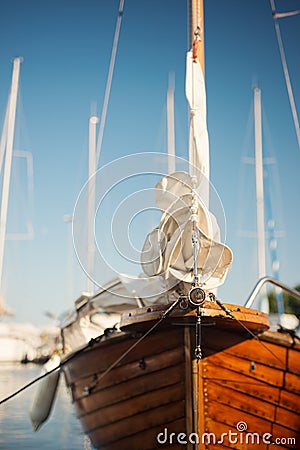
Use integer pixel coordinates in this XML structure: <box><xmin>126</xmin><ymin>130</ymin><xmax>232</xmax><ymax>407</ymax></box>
<box><xmin>0</xmin><ymin>0</ymin><xmax>299</xmax><ymax>325</ymax></box>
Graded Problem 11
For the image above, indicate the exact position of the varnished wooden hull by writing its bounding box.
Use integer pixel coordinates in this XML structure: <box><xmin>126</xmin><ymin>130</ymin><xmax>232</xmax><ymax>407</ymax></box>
<box><xmin>199</xmin><ymin>331</ymin><xmax>300</xmax><ymax>449</ymax></box>
<box><xmin>63</xmin><ymin>327</ymin><xmax>190</xmax><ymax>449</ymax></box>
<box><xmin>62</xmin><ymin>304</ymin><xmax>300</xmax><ymax>449</ymax></box>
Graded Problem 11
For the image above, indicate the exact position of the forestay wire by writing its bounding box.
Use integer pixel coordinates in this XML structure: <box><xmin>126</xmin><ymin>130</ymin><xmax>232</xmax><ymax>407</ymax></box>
<box><xmin>269</xmin><ymin>0</ymin><xmax>300</xmax><ymax>149</ymax></box>
<box><xmin>96</xmin><ymin>0</ymin><xmax>125</xmax><ymax>167</ymax></box>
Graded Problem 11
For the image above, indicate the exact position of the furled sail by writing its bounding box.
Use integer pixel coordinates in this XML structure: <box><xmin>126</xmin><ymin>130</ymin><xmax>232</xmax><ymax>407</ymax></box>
<box><xmin>140</xmin><ymin>44</ymin><xmax>233</xmax><ymax>290</ymax></box>
<box><xmin>141</xmin><ymin>172</ymin><xmax>232</xmax><ymax>290</ymax></box>
<box><xmin>186</xmin><ymin>50</ymin><xmax>209</xmax><ymax>186</ymax></box>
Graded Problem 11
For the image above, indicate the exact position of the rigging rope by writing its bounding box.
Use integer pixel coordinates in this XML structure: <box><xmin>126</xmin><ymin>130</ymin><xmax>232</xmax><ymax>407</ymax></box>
<box><xmin>269</xmin><ymin>0</ymin><xmax>300</xmax><ymax>149</ymax></box>
<box><xmin>96</xmin><ymin>0</ymin><xmax>125</xmax><ymax>167</ymax></box>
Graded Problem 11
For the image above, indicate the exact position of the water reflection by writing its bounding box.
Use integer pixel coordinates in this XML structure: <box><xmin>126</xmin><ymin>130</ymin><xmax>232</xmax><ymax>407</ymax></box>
<box><xmin>0</xmin><ymin>364</ymin><xmax>91</xmax><ymax>449</ymax></box>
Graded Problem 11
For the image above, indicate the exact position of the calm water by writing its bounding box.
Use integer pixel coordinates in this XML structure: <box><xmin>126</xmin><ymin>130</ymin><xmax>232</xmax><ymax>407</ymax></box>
<box><xmin>0</xmin><ymin>364</ymin><xmax>94</xmax><ymax>450</ymax></box>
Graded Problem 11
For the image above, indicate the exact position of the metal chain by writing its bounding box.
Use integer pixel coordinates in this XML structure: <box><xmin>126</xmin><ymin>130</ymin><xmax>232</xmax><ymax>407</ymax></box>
<box><xmin>195</xmin><ymin>306</ymin><xmax>202</xmax><ymax>361</ymax></box>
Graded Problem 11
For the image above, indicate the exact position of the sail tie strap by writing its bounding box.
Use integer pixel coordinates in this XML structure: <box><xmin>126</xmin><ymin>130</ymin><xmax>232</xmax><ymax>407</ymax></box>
<box><xmin>193</xmin><ymin>38</ymin><xmax>199</xmax><ymax>62</ymax></box>
<box><xmin>192</xmin><ymin>25</ymin><xmax>201</xmax><ymax>62</ymax></box>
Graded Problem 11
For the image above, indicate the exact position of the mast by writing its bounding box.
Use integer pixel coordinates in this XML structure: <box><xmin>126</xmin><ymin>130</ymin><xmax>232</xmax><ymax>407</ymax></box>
<box><xmin>87</xmin><ymin>115</ymin><xmax>99</xmax><ymax>293</ymax></box>
<box><xmin>0</xmin><ymin>57</ymin><xmax>22</xmax><ymax>293</ymax></box>
<box><xmin>254</xmin><ymin>87</ymin><xmax>266</xmax><ymax>281</ymax></box>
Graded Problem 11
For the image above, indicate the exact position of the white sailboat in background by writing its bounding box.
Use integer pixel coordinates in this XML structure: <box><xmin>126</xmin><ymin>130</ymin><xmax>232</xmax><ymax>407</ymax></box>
<box><xmin>0</xmin><ymin>58</ymin><xmax>53</xmax><ymax>363</ymax></box>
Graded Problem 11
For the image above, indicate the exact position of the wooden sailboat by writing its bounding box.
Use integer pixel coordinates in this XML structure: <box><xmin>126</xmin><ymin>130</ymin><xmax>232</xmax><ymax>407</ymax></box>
<box><xmin>60</xmin><ymin>1</ymin><xmax>300</xmax><ymax>448</ymax></box>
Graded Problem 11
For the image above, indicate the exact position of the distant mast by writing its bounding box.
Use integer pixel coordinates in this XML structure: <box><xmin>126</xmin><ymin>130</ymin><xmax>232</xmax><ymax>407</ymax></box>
<box><xmin>0</xmin><ymin>57</ymin><xmax>22</xmax><ymax>293</ymax></box>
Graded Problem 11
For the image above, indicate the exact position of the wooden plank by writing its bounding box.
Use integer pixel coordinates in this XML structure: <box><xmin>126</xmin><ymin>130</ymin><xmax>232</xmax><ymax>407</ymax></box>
<box><xmin>72</xmin><ymin>345</ymin><xmax>184</xmax><ymax>401</ymax></box>
<box><xmin>64</xmin><ymin>327</ymin><xmax>184</xmax><ymax>382</ymax></box>
<box><xmin>99</xmin><ymin>418</ymin><xmax>187</xmax><ymax>450</ymax></box>
<box><xmin>223</xmin><ymin>338</ymin><xmax>287</xmax><ymax>370</ymax></box>
<box><xmin>202</xmin><ymin>360</ymin><xmax>281</xmax><ymax>405</ymax></box>
<box><xmin>75</xmin><ymin>363</ymin><xmax>185</xmax><ymax>417</ymax></box>
<box><xmin>285</xmin><ymin>372</ymin><xmax>300</xmax><ymax>394</ymax></box>
<box><xmin>279</xmin><ymin>389</ymin><xmax>300</xmax><ymax>414</ymax></box>
<box><xmin>204</xmin><ymin>400</ymin><xmax>272</xmax><ymax>436</ymax></box>
<box><xmin>202</xmin><ymin>419</ymin><xmax>268</xmax><ymax>450</ymax></box>
<box><xmin>274</xmin><ymin>405</ymin><xmax>300</xmax><ymax>432</ymax></box>
<box><xmin>204</xmin><ymin>351</ymin><xmax>284</xmax><ymax>387</ymax></box>
<box><xmin>86</xmin><ymin>400</ymin><xmax>185</xmax><ymax>447</ymax></box>
<box><xmin>81</xmin><ymin>383</ymin><xmax>185</xmax><ymax>432</ymax></box>
<box><xmin>205</xmin><ymin>382</ymin><xmax>276</xmax><ymax>422</ymax></box>
<box><xmin>287</xmin><ymin>346</ymin><xmax>300</xmax><ymax>375</ymax></box>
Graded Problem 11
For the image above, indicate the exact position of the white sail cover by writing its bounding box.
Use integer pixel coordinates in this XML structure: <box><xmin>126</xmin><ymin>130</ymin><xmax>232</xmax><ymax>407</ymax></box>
<box><xmin>185</xmin><ymin>51</ymin><xmax>210</xmax><ymax>188</ymax></box>
<box><xmin>141</xmin><ymin>172</ymin><xmax>233</xmax><ymax>290</ymax></box>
